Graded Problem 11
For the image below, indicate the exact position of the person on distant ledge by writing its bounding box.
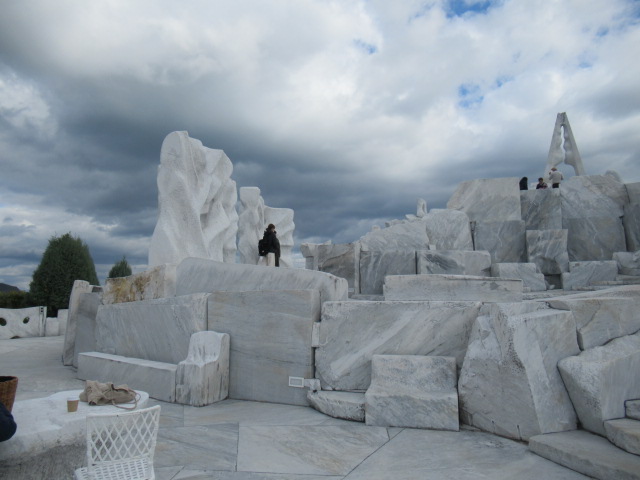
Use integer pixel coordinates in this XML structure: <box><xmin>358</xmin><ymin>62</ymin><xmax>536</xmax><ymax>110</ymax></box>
<box><xmin>536</xmin><ymin>177</ymin><xmax>548</xmax><ymax>189</ymax></box>
<box><xmin>549</xmin><ymin>167</ymin><xmax>563</xmax><ymax>188</ymax></box>
<box><xmin>262</xmin><ymin>223</ymin><xmax>281</xmax><ymax>267</ymax></box>
<box><xmin>0</xmin><ymin>402</ymin><xmax>17</xmax><ymax>442</ymax></box>
<box><xmin>519</xmin><ymin>177</ymin><xmax>529</xmax><ymax>190</ymax></box>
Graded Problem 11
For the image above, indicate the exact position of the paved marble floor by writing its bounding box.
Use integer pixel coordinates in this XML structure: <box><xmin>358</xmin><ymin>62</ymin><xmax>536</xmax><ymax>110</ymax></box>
<box><xmin>2</xmin><ymin>336</ymin><xmax>589</xmax><ymax>479</ymax></box>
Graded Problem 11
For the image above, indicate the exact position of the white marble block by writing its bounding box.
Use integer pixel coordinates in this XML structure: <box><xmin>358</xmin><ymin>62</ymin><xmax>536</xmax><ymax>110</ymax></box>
<box><xmin>359</xmin><ymin>220</ymin><xmax>429</xmax><ymax>251</ymax></box>
<box><xmin>564</xmin><ymin>216</ymin><xmax>626</xmax><ymax>262</ymax></box>
<box><xmin>95</xmin><ymin>293</ymin><xmax>210</xmax><ymax>364</ymax></box>
<box><xmin>315</xmin><ymin>300</ymin><xmax>481</xmax><ymax>390</ymax></box>
<box><xmin>71</xmin><ymin>292</ymin><xmax>102</xmax><ymax>368</ymax></box>
<box><xmin>365</xmin><ymin>355</ymin><xmax>459</xmax><ymax>430</ymax></box>
<box><xmin>102</xmin><ymin>264</ymin><xmax>177</xmax><ymax>304</ymax></box>
<box><xmin>78</xmin><ymin>352</ymin><xmax>177</xmax><ymax>402</ymax></box>
<box><xmin>473</xmin><ymin>220</ymin><xmax>526</xmax><ymax>263</ymax></box>
<box><xmin>383</xmin><ymin>274</ymin><xmax>523</xmax><ymax>302</ymax></box>
<box><xmin>63</xmin><ymin>280</ymin><xmax>99</xmax><ymax>365</ymax></box>
<box><xmin>301</xmin><ymin>243</ymin><xmax>359</xmax><ymax>293</ymax></box>
<box><xmin>208</xmin><ymin>289</ymin><xmax>320</xmax><ymax>406</ymax></box>
<box><xmin>549</xmin><ymin>293</ymin><xmax>640</xmax><ymax>350</ymax></box>
<box><xmin>459</xmin><ymin>303</ymin><xmax>579</xmax><ymax>440</ymax></box>
<box><xmin>558</xmin><ymin>331</ymin><xmax>640</xmax><ymax>436</ymax></box>
<box><xmin>614</xmin><ymin>251</ymin><xmax>640</xmax><ymax>276</ymax></box>
<box><xmin>447</xmin><ymin>177</ymin><xmax>522</xmax><ymax>222</ymax></box>
<box><xmin>264</xmin><ymin>206</ymin><xmax>295</xmax><ymax>268</ymax></box>
<box><xmin>0</xmin><ymin>306</ymin><xmax>45</xmax><ymax>340</ymax></box>
<box><xmin>604</xmin><ymin>418</ymin><xmax>640</xmax><ymax>455</ymax></box>
<box><xmin>149</xmin><ymin>131</ymin><xmax>238</xmax><ymax>267</ymax></box>
<box><xmin>359</xmin><ymin>251</ymin><xmax>416</xmax><ymax>295</ymax></box>
<box><xmin>561</xmin><ymin>260</ymin><xmax>618</xmax><ymax>290</ymax></box>
<box><xmin>56</xmin><ymin>309</ymin><xmax>68</xmax><ymax>336</ymax></box>
<box><xmin>237</xmin><ymin>187</ymin><xmax>265</xmax><ymax>265</ymax></box>
<box><xmin>520</xmin><ymin>189</ymin><xmax>563</xmax><ymax>231</ymax></box>
<box><xmin>423</xmin><ymin>209</ymin><xmax>473</xmax><ymax>250</ymax></box>
<box><xmin>307</xmin><ymin>391</ymin><xmax>365</xmax><ymax>422</ymax></box>
<box><xmin>175</xmin><ymin>331</ymin><xmax>230</xmax><ymax>406</ymax></box>
<box><xmin>175</xmin><ymin>257</ymin><xmax>347</xmax><ymax>303</ymax></box>
<box><xmin>417</xmin><ymin>250</ymin><xmax>491</xmax><ymax>277</ymax></box>
<box><xmin>44</xmin><ymin>317</ymin><xmax>59</xmax><ymax>336</ymax></box>
<box><xmin>526</xmin><ymin>229</ymin><xmax>569</xmax><ymax>274</ymax></box>
<box><xmin>491</xmin><ymin>263</ymin><xmax>546</xmax><ymax>292</ymax></box>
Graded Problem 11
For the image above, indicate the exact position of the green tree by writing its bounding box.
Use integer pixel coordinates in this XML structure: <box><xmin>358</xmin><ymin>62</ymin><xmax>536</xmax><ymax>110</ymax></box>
<box><xmin>0</xmin><ymin>290</ymin><xmax>32</xmax><ymax>309</ymax></box>
<box><xmin>108</xmin><ymin>256</ymin><xmax>132</xmax><ymax>279</ymax></box>
<box><xmin>29</xmin><ymin>233</ymin><xmax>99</xmax><ymax>316</ymax></box>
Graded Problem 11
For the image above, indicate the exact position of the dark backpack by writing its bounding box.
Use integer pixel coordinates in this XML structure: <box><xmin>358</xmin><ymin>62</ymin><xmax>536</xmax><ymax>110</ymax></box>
<box><xmin>258</xmin><ymin>238</ymin><xmax>268</xmax><ymax>256</ymax></box>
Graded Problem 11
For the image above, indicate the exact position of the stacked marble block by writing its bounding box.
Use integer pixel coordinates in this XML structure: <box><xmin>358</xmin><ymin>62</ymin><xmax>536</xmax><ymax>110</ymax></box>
<box><xmin>69</xmin><ymin>257</ymin><xmax>348</xmax><ymax>407</ymax></box>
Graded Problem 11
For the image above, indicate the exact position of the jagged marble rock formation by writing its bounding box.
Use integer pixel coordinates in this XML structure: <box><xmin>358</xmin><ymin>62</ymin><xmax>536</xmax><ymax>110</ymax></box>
<box><xmin>423</xmin><ymin>209</ymin><xmax>473</xmax><ymax>250</ymax></box>
<box><xmin>149</xmin><ymin>131</ymin><xmax>237</xmax><ymax>266</ymax></box>
<box><xmin>237</xmin><ymin>187</ymin><xmax>265</xmax><ymax>265</ymax></box>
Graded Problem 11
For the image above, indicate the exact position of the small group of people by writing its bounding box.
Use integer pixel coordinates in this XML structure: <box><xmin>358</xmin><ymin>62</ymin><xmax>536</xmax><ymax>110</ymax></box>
<box><xmin>519</xmin><ymin>167</ymin><xmax>563</xmax><ymax>191</ymax></box>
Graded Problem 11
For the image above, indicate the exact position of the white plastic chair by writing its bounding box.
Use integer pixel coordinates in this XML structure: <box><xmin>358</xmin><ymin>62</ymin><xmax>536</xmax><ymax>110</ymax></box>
<box><xmin>74</xmin><ymin>405</ymin><xmax>161</xmax><ymax>480</ymax></box>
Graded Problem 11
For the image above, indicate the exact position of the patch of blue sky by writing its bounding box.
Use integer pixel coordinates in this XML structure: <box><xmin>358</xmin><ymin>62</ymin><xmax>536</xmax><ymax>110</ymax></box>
<box><xmin>353</xmin><ymin>39</ymin><xmax>377</xmax><ymax>55</ymax></box>
<box><xmin>494</xmin><ymin>75</ymin><xmax>513</xmax><ymax>88</ymax></box>
<box><xmin>446</xmin><ymin>0</ymin><xmax>494</xmax><ymax>18</ymax></box>
<box><xmin>458</xmin><ymin>83</ymin><xmax>484</xmax><ymax>108</ymax></box>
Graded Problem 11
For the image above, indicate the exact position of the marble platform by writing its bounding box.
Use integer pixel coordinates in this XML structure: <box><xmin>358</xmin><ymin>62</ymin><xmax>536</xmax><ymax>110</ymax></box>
<box><xmin>0</xmin><ymin>336</ymin><xmax>592</xmax><ymax>480</ymax></box>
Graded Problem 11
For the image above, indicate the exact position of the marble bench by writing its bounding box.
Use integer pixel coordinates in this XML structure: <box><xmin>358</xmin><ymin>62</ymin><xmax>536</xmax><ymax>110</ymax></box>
<box><xmin>0</xmin><ymin>389</ymin><xmax>150</xmax><ymax>480</ymax></box>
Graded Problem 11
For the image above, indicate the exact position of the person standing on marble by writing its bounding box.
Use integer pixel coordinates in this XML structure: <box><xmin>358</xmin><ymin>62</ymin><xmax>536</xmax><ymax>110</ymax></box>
<box><xmin>536</xmin><ymin>178</ymin><xmax>548</xmax><ymax>189</ymax></box>
<box><xmin>262</xmin><ymin>224</ymin><xmax>281</xmax><ymax>267</ymax></box>
<box><xmin>549</xmin><ymin>167</ymin><xmax>563</xmax><ymax>188</ymax></box>
<box><xmin>519</xmin><ymin>177</ymin><xmax>529</xmax><ymax>190</ymax></box>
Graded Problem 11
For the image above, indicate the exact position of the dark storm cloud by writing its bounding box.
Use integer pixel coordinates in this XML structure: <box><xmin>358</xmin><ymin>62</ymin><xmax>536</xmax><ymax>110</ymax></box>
<box><xmin>1</xmin><ymin>0</ymin><xmax>639</xmax><ymax>290</ymax></box>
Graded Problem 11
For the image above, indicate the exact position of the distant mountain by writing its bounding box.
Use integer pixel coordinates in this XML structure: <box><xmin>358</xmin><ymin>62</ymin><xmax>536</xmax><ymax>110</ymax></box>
<box><xmin>0</xmin><ymin>283</ymin><xmax>20</xmax><ymax>293</ymax></box>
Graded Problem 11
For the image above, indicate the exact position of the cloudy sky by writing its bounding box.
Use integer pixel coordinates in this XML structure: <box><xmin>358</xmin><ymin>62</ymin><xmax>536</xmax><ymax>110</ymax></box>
<box><xmin>1</xmin><ymin>0</ymin><xmax>639</xmax><ymax>289</ymax></box>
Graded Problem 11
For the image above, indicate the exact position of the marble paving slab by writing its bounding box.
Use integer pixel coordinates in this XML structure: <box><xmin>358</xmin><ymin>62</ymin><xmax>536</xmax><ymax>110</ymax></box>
<box><xmin>237</xmin><ymin>424</ymin><xmax>389</xmax><ymax>476</ymax></box>
<box><xmin>344</xmin><ymin>428</ymin><xmax>589</xmax><ymax>480</ymax></box>
<box><xmin>155</xmin><ymin>423</ymin><xmax>239</xmax><ymax>471</ymax></box>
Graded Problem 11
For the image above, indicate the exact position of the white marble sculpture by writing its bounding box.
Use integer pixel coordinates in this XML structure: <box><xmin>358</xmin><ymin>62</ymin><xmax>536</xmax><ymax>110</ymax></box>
<box><xmin>148</xmin><ymin>131</ymin><xmax>238</xmax><ymax>266</ymax></box>
<box><xmin>264</xmin><ymin>206</ymin><xmax>295</xmax><ymax>268</ymax></box>
<box><xmin>237</xmin><ymin>187</ymin><xmax>265</xmax><ymax>265</ymax></box>
<box><xmin>544</xmin><ymin>112</ymin><xmax>585</xmax><ymax>177</ymax></box>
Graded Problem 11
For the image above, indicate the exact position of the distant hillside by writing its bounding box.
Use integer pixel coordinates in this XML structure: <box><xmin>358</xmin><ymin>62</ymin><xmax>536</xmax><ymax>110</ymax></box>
<box><xmin>0</xmin><ymin>283</ymin><xmax>20</xmax><ymax>293</ymax></box>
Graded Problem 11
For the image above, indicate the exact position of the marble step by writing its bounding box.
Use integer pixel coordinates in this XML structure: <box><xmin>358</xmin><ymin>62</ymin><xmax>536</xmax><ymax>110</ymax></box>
<box><xmin>628</xmin><ymin>399</ymin><xmax>640</xmax><ymax>421</ymax></box>
<box><xmin>529</xmin><ymin>429</ymin><xmax>640</xmax><ymax>480</ymax></box>
<box><xmin>307</xmin><ymin>390</ymin><xmax>365</xmax><ymax>422</ymax></box>
<box><xmin>605</xmin><ymin>418</ymin><xmax>640</xmax><ymax>455</ymax></box>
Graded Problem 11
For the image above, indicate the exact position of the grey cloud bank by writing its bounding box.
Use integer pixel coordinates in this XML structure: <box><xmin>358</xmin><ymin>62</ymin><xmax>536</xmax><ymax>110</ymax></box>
<box><xmin>1</xmin><ymin>0</ymin><xmax>639</xmax><ymax>289</ymax></box>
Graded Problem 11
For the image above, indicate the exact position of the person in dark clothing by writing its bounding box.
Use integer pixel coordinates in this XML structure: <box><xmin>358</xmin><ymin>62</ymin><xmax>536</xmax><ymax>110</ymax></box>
<box><xmin>262</xmin><ymin>223</ymin><xmax>281</xmax><ymax>267</ymax></box>
<box><xmin>519</xmin><ymin>177</ymin><xmax>528</xmax><ymax>190</ymax></box>
<box><xmin>0</xmin><ymin>402</ymin><xmax>17</xmax><ymax>442</ymax></box>
<box><xmin>536</xmin><ymin>177</ymin><xmax>548</xmax><ymax>189</ymax></box>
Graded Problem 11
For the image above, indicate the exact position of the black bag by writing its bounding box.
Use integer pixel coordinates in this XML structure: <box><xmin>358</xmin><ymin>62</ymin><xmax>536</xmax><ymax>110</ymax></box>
<box><xmin>258</xmin><ymin>238</ymin><xmax>268</xmax><ymax>256</ymax></box>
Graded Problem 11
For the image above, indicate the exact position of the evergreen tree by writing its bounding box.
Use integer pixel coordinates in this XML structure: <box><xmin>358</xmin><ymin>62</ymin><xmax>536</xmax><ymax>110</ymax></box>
<box><xmin>108</xmin><ymin>256</ymin><xmax>132</xmax><ymax>278</ymax></box>
<box><xmin>29</xmin><ymin>233</ymin><xmax>99</xmax><ymax>316</ymax></box>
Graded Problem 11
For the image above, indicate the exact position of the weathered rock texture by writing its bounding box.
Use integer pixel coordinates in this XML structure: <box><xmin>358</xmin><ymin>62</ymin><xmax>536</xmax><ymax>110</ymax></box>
<box><xmin>315</xmin><ymin>300</ymin><xmax>481</xmax><ymax>390</ymax></box>
<box><xmin>459</xmin><ymin>303</ymin><xmax>579</xmax><ymax>440</ymax></box>
<box><xmin>149</xmin><ymin>131</ymin><xmax>238</xmax><ymax>266</ymax></box>
<box><xmin>558</xmin><ymin>331</ymin><xmax>640</xmax><ymax>436</ymax></box>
